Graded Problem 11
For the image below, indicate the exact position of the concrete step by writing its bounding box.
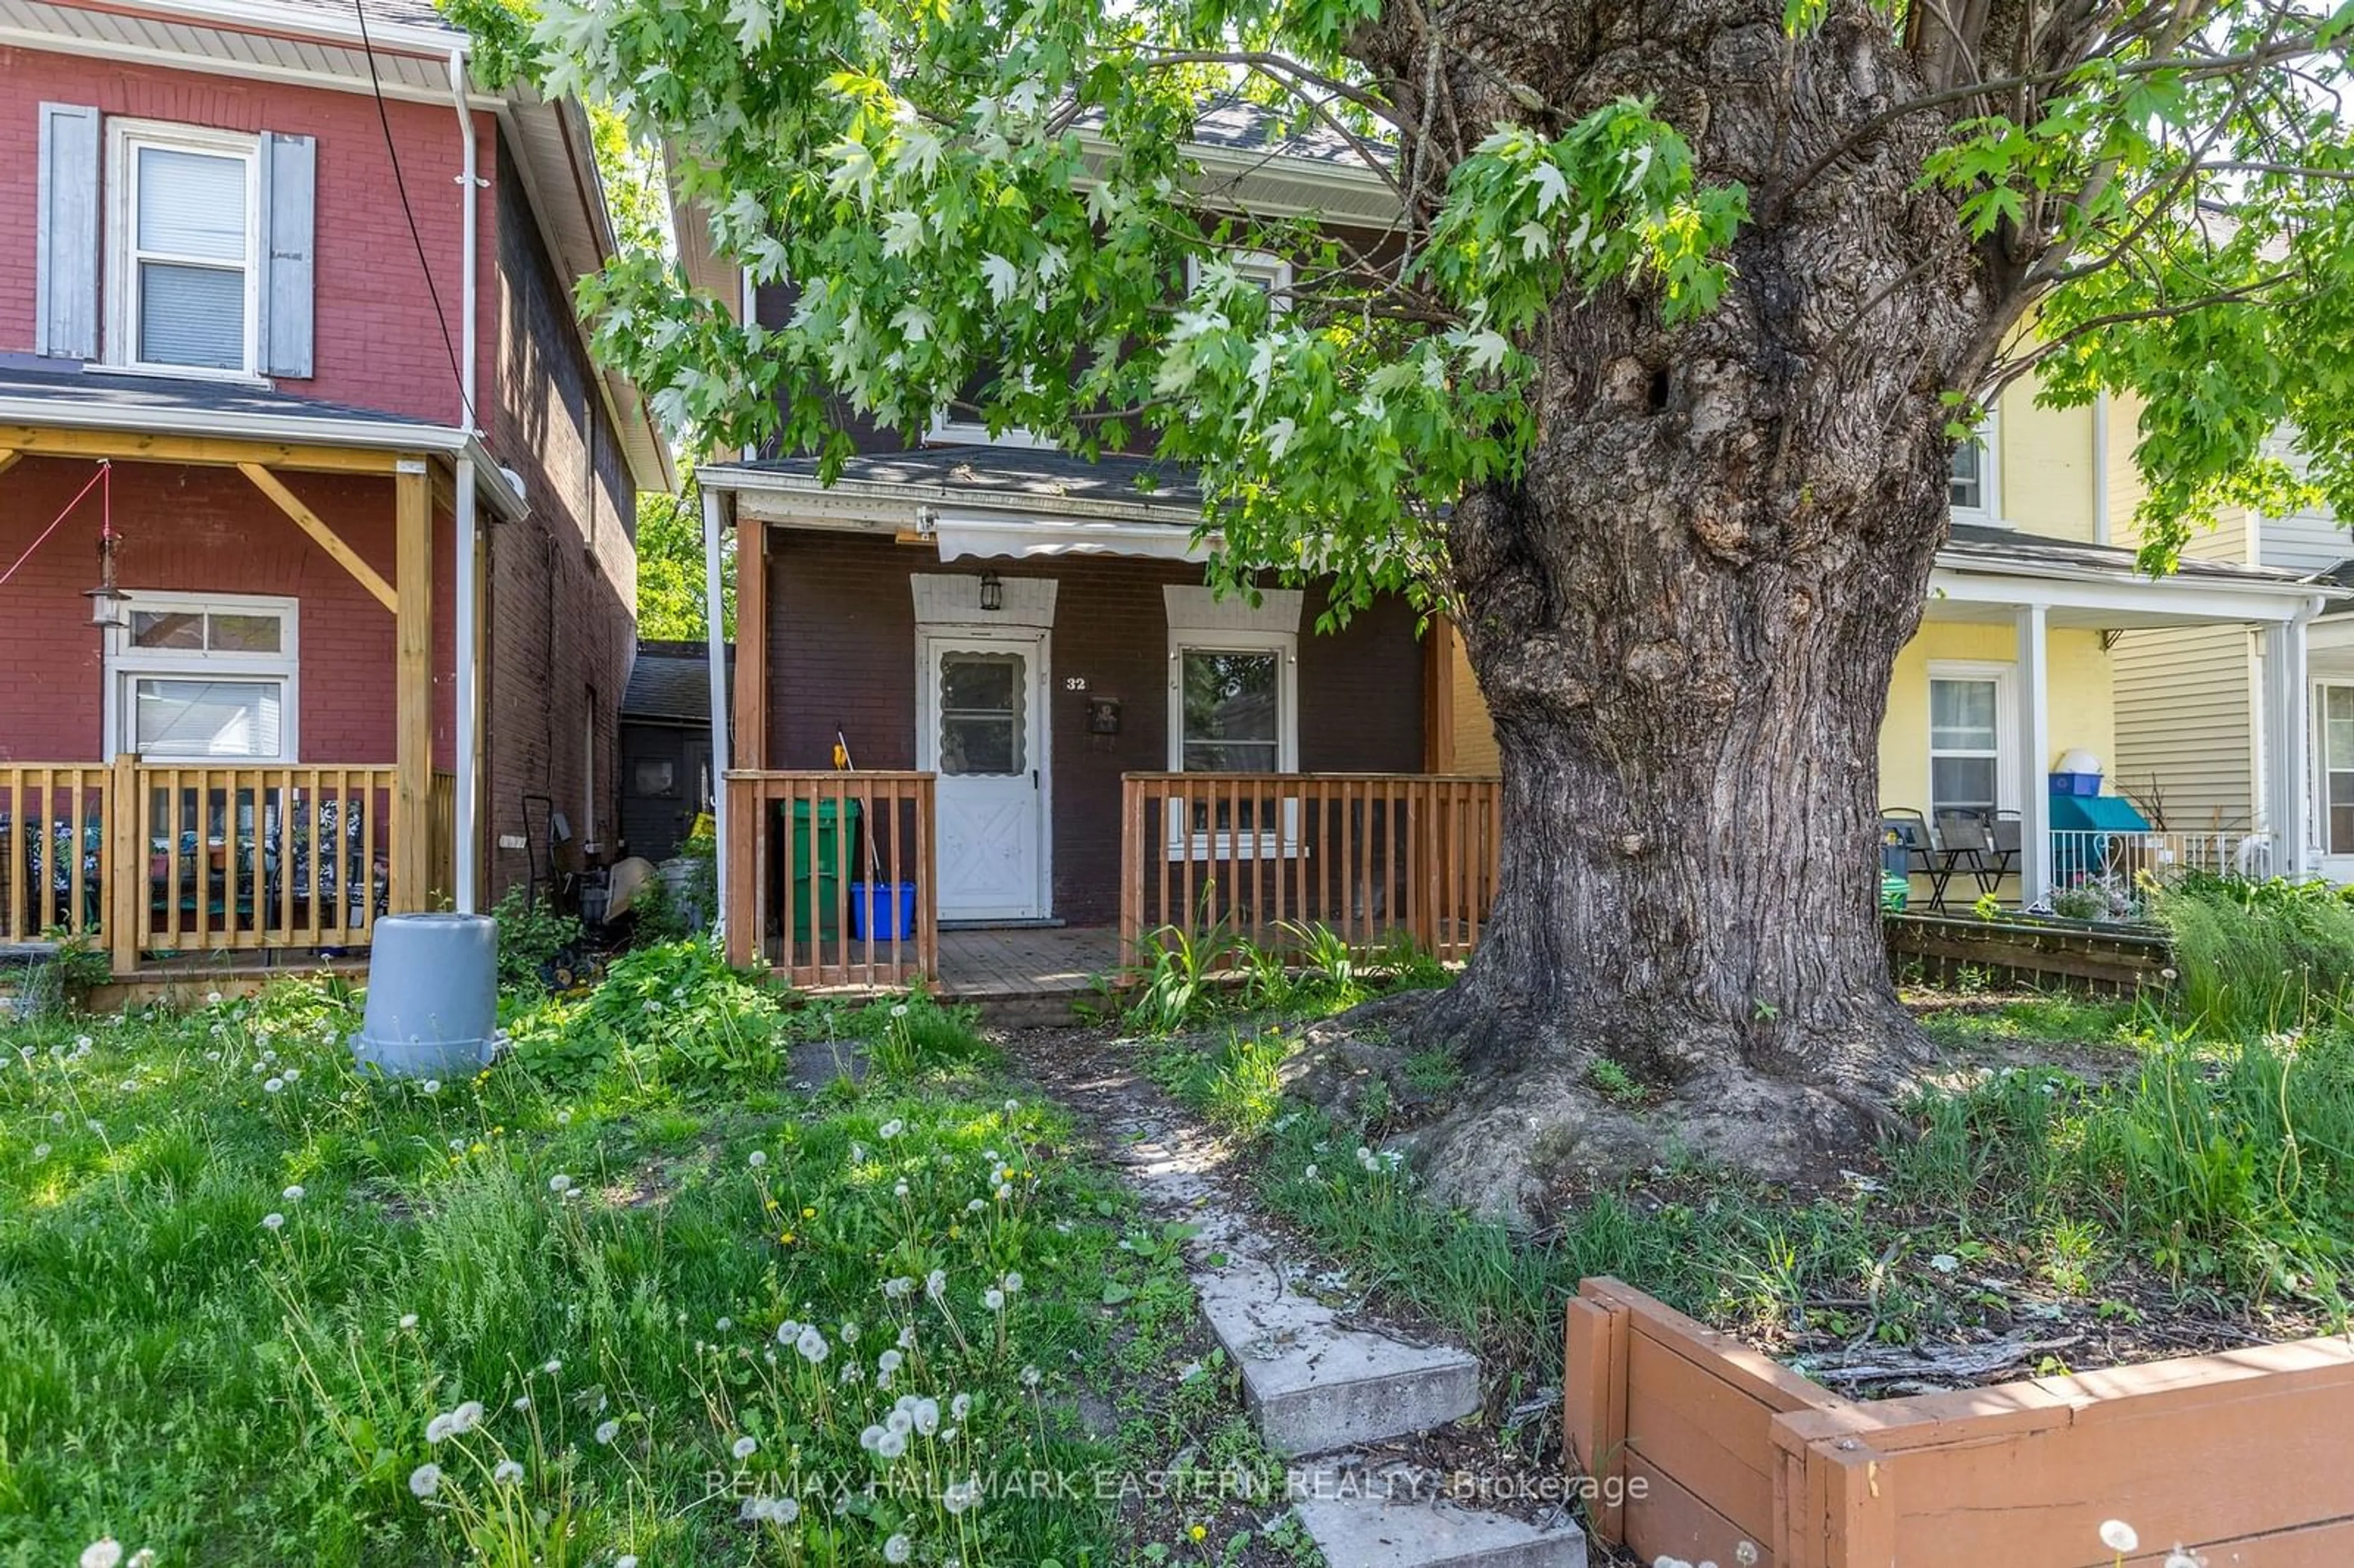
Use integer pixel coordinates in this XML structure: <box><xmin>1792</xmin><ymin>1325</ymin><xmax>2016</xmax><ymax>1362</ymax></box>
<box><xmin>1193</xmin><ymin>1250</ymin><xmax>1483</xmax><ymax>1456</ymax></box>
<box><xmin>1290</xmin><ymin>1460</ymin><xmax>1588</xmax><ymax>1568</ymax></box>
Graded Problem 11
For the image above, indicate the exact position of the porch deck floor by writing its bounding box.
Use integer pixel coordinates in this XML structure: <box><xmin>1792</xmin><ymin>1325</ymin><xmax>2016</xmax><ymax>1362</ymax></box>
<box><xmin>935</xmin><ymin>925</ymin><xmax>1121</xmax><ymax>1001</ymax></box>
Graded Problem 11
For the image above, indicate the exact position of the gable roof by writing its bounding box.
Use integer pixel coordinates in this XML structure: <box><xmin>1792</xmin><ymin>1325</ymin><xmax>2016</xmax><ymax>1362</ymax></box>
<box><xmin>623</xmin><ymin>641</ymin><xmax>725</xmax><ymax>725</ymax></box>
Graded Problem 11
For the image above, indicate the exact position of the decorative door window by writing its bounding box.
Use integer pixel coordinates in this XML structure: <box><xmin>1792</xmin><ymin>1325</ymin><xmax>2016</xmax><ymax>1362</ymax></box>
<box><xmin>937</xmin><ymin>652</ymin><xmax>1027</xmax><ymax>775</ymax></box>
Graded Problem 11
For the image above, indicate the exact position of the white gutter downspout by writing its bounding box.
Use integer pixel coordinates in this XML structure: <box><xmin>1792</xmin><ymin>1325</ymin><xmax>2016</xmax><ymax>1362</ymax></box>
<box><xmin>703</xmin><ymin>484</ymin><xmax>733</xmax><ymax>939</ymax></box>
<box><xmin>450</xmin><ymin>46</ymin><xmax>484</xmax><ymax>913</ymax></box>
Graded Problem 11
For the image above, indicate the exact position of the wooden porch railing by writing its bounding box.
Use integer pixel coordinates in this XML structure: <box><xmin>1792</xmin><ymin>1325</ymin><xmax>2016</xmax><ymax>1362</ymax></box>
<box><xmin>1119</xmin><ymin>772</ymin><xmax>1503</xmax><ymax>965</ymax></box>
<box><xmin>723</xmin><ymin>771</ymin><xmax>937</xmax><ymax>988</ymax></box>
<box><xmin>124</xmin><ymin>764</ymin><xmax>397</xmax><ymax>957</ymax></box>
<box><xmin>1</xmin><ymin>765</ymin><xmax>111</xmax><ymax>942</ymax></box>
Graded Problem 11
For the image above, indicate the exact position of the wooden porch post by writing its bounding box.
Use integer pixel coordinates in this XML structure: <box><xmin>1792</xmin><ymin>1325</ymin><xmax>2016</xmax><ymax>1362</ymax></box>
<box><xmin>726</xmin><ymin>517</ymin><xmax>769</xmax><ymax>968</ymax></box>
<box><xmin>109</xmin><ymin>753</ymin><xmax>139</xmax><ymax>976</ymax></box>
<box><xmin>1424</xmin><ymin>614</ymin><xmax>1459</xmax><ymax>775</ymax></box>
<box><xmin>392</xmin><ymin>457</ymin><xmax>434</xmax><ymax>913</ymax></box>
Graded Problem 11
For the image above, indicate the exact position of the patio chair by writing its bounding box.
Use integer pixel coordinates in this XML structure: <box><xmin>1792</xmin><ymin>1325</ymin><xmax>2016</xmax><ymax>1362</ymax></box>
<box><xmin>1881</xmin><ymin>810</ymin><xmax>1962</xmax><ymax>910</ymax></box>
<box><xmin>1934</xmin><ymin>809</ymin><xmax>2004</xmax><ymax>897</ymax></box>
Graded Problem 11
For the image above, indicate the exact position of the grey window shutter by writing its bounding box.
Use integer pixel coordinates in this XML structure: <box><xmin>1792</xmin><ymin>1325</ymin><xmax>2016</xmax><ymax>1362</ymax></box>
<box><xmin>257</xmin><ymin>131</ymin><xmax>316</xmax><ymax>378</ymax></box>
<box><xmin>34</xmin><ymin>102</ymin><xmax>101</xmax><ymax>360</ymax></box>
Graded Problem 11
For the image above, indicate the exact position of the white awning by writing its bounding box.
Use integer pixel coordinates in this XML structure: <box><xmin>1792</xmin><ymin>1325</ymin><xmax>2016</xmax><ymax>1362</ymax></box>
<box><xmin>930</xmin><ymin>513</ymin><xmax>1213</xmax><ymax>563</ymax></box>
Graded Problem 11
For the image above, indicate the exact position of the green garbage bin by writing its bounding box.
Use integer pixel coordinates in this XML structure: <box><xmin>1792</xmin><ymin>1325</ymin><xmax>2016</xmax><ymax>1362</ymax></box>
<box><xmin>788</xmin><ymin>798</ymin><xmax>863</xmax><ymax>943</ymax></box>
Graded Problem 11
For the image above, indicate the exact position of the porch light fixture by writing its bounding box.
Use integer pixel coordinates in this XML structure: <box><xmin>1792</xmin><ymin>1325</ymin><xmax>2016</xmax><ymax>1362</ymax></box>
<box><xmin>85</xmin><ymin>461</ymin><xmax>129</xmax><ymax>630</ymax></box>
<box><xmin>978</xmin><ymin>569</ymin><xmax>1004</xmax><ymax>612</ymax></box>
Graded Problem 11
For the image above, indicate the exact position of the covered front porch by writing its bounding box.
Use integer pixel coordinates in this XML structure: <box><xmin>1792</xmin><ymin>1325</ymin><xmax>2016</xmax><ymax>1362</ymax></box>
<box><xmin>1882</xmin><ymin>527</ymin><xmax>2331</xmax><ymax>912</ymax></box>
<box><xmin>0</xmin><ymin>376</ymin><xmax>495</xmax><ymax>976</ymax></box>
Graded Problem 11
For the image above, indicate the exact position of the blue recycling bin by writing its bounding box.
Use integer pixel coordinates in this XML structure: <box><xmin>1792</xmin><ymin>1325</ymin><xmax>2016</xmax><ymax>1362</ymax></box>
<box><xmin>848</xmin><ymin>880</ymin><xmax>919</xmax><ymax>942</ymax></box>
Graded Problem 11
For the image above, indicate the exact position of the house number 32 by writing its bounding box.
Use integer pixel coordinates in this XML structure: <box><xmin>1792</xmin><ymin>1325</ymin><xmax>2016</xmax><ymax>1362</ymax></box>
<box><xmin>1064</xmin><ymin>677</ymin><xmax>1088</xmax><ymax>691</ymax></box>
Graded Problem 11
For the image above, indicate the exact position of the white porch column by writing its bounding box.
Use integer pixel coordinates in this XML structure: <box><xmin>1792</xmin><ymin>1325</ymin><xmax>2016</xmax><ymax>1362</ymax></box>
<box><xmin>2016</xmin><ymin>604</ymin><xmax>2052</xmax><ymax>904</ymax></box>
<box><xmin>2261</xmin><ymin>604</ymin><xmax>2317</xmax><ymax>878</ymax></box>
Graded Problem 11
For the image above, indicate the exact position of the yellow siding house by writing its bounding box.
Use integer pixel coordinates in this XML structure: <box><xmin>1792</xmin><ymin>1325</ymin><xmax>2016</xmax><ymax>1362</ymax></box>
<box><xmin>1444</xmin><ymin>375</ymin><xmax>2337</xmax><ymax>908</ymax></box>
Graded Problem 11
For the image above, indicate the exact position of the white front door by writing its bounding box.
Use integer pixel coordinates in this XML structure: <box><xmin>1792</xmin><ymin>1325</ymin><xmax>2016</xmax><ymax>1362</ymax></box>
<box><xmin>920</xmin><ymin>631</ymin><xmax>1049</xmax><ymax>921</ymax></box>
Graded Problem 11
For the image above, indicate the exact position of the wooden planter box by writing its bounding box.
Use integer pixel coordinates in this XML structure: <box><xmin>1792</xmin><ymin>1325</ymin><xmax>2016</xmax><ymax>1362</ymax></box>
<box><xmin>1884</xmin><ymin>910</ymin><xmax>2172</xmax><ymax>994</ymax></box>
<box><xmin>1564</xmin><ymin>1278</ymin><xmax>2354</xmax><ymax>1567</ymax></box>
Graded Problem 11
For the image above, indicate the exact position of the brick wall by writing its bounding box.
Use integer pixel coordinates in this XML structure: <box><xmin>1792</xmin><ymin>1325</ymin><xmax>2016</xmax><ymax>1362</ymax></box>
<box><xmin>0</xmin><ymin>48</ymin><xmax>497</xmax><ymax>424</ymax></box>
<box><xmin>768</xmin><ymin>530</ymin><xmax>1423</xmax><ymax>924</ymax></box>
<box><xmin>0</xmin><ymin>454</ymin><xmax>454</xmax><ymax>763</ymax></box>
<box><xmin>480</xmin><ymin>131</ymin><xmax>637</xmax><ymax>897</ymax></box>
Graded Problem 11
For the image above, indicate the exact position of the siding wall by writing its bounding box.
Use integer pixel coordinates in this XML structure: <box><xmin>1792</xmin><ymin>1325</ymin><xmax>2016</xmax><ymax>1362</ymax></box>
<box><xmin>764</xmin><ymin>530</ymin><xmax>1425</xmax><ymax>925</ymax></box>
<box><xmin>1878</xmin><ymin>623</ymin><xmax>2115</xmax><ymax>810</ymax></box>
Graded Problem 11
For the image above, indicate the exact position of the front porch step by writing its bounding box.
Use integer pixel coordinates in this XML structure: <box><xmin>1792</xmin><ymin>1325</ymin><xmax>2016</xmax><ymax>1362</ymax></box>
<box><xmin>1194</xmin><ymin>1250</ymin><xmax>1482</xmax><ymax>1455</ymax></box>
<box><xmin>1290</xmin><ymin>1460</ymin><xmax>1588</xmax><ymax>1568</ymax></box>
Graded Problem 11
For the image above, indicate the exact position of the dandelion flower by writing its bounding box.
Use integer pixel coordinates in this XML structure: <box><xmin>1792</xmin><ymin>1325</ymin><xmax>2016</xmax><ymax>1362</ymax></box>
<box><xmin>897</xmin><ymin>1324</ymin><xmax>917</xmax><ymax>1349</ymax></box>
<box><xmin>1004</xmin><ymin>1097</ymin><xmax>1019</xmax><ymax>1113</ymax></box>
<box><xmin>547</xmin><ymin>1174</ymin><xmax>573</xmax><ymax>1194</ymax></box>
<box><xmin>80</xmin><ymin>1540</ymin><xmax>124</xmax><ymax>1568</ymax></box>
<box><xmin>451</xmin><ymin>1400</ymin><xmax>485</xmax><ymax>1433</ymax></box>
<box><xmin>400</xmin><ymin>1313</ymin><xmax>420</xmax><ymax>1330</ymax></box>
<box><xmin>2163</xmin><ymin>1549</ymin><xmax>2207</xmax><ymax>1568</ymax></box>
<box><xmin>1002</xmin><ymin>1271</ymin><xmax>1023</xmax><ymax>1293</ymax></box>
<box><xmin>732</xmin><ymin>1435</ymin><xmax>758</xmax><ymax>1460</ymax></box>
<box><xmin>512</xmin><ymin>1396</ymin><xmax>531</xmax><ymax>1411</ymax></box>
<box><xmin>493</xmin><ymin>1459</ymin><xmax>525</xmax><ymax>1484</ymax></box>
<box><xmin>943</xmin><ymin>1476</ymin><xmax>979</xmax><ymax>1515</ymax></box>
<box><xmin>883</xmin><ymin>1276</ymin><xmax>915</xmax><ymax>1298</ymax></box>
<box><xmin>994</xmin><ymin>1182</ymin><xmax>1011</xmax><ymax>1201</ymax></box>
<box><xmin>925</xmin><ymin>1269</ymin><xmax>947</xmax><ymax>1300</ymax></box>
<box><xmin>890</xmin><ymin>1003</ymin><xmax>910</xmax><ymax>1018</ymax></box>
<box><xmin>262</xmin><ymin>1212</ymin><xmax>286</xmax><ymax>1231</ymax></box>
<box><xmin>421</xmin><ymin>1079</ymin><xmax>440</xmax><ymax>1094</ymax></box>
<box><xmin>206</xmin><ymin>991</ymin><xmax>224</xmax><ymax>1005</ymax></box>
<box><xmin>426</xmin><ymin>1412</ymin><xmax>457</xmax><ymax>1443</ymax></box>
<box><xmin>543</xmin><ymin>1358</ymin><xmax>562</xmax><ymax>1374</ymax></box>
<box><xmin>876</xmin><ymin>1428</ymin><xmax>908</xmax><ymax>1460</ymax></box>
<box><xmin>281</xmin><ymin>1067</ymin><xmax>300</xmax><ymax>1083</ymax></box>
<box><xmin>283</xmin><ymin>1184</ymin><xmax>305</xmax><ymax>1202</ymax></box>
<box><xmin>1929</xmin><ymin>1253</ymin><xmax>1960</xmax><ymax>1275</ymax></box>
<box><xmin>31</xmin><ymin>1143</ymin><xmax>50</xmax><ymax>1161</ymax></box>
<box><xmin>840</xmin><ymin>1320</ymin><xmax>859</xmax><ymax>1343</ymax></box>
<box><xmin>913</xmin><ymin>1396</ymin><xmax>940</xmax><ymax>1434</ymax></box>
<box><xmin>967</xmin><ymin>1197</ymin><xmax>986</xmax><ymax>1214</ymax></box>
<box><xmin>128</xmin><ymin>1552</ymin><xmax>155</xmax><ymax>1568</ymax></box>
<box><xmin>983</xmin><ymin>1288</ymin><xmax>1005</xmax><ymax>1311</ymax></box>
<box><xmin>2100</xmin><ymin>1522</ymin><xmax>2139</xmax><ymax>1555</ymax></box>
<box><xmin>555</xmin><ymin>1107</ymin><xmax>573</xmax><ymax>1125</ymax></box>
<box><xmin>747</xmin><ymin>1150</ymin><xmax>766</xmax><ymax>1167</ymax></box>
<box><xmin>595</xmin><ymin>1419</ymin><xmax>620</xmax><ymax>1445</ymax></box>
<box><xmin>884</xmin><ymin>1534</ymin><xmax>913</xmax><ymax>1563</ymax></box>
<box><xmin>616</xmin><ymin>1558</ymin><xmax>638</xmax><ymax>1568</ymax></box>
<box><xmin>887</xmin><ymin>1408</ymin><xmax>915</xmax><ymax>1437</ymax></box>
<box><xmin>859</xmin><ymin>1424</ymin><xmax>885</xmax><ymax>1451</ymax></box>
<box><xmin>716</xmin><ymin>1316</ymin><xmax>733</xmax><ymax>1332</ymax></box>
<box><xmin>796</xmin><ymin>1325</ymin><xmax>829</xmax><ymax>1363</ymax></box>
<box><xmin>894</xmin><ymin>1181</ymin><xmax>911</xmax><ymax>1198</ymax></box>
<box><xmin>880</xmin><ymin>1118</ymin><xmax>904</xmax><ymax>1139</ymax></box>
<box><xmin>264</xmin><ymin>1077</ymin><xmax>286</xmax><ymax>1094</ymax></box>
<box><xmin>776</xmin><ymin>1319</ymin><xmax>802</xmax><ymax>1344</ymax></box>
<box><xmin>951</xmin><ymin>1393</ymin><xmax>972</xmax><ymax>1421</ymax></box>
<box><xmin>1303</xmin><ymin>1163</ymin><xmax>1319</xmax><ymax>1179</ymax></box>
<box><xmin>408</xmin><ymin>1463</ymin><xmax>443</xmax><ymax>1498</ymax></box>
<box><xmin>1022</xmin><ymin>1365</ymin><xmax>1040</xmax><ymax>1388</ymax></box>
<box><xmin>878</xmin><ymin>1349</ymin><xmax>904</xmax><ymax>1374</ymax></box>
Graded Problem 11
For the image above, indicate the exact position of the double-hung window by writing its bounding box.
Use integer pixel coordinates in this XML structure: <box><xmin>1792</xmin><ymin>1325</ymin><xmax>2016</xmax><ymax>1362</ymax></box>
<box><xmin>109</xmin><ymin>121</ymin><xmax>261</xmax><ymax>376</ymax></box>
<box><xmin>1926</xmin><ymin>664</ymin><xmax>2012</xmax><ymax>820</ymax></box>
<box><xmin>108</xmin><ymin>593</ymin><xmax>298</xmax><ymax>763</ymax></box>
<box><xmin>1948</xmin><ymin>408</ymin><xmax>2001</xmax><ymax>523</ymax></box>
<box><xmin>1164</xmin><ymin>585</ymin><xmax>1303</xmax><ymax>859</ymax></box>
<box><xmin>2321</xmin><ymin>685</ymin><xmax>2354</xmax><ymax>855</ymax></box>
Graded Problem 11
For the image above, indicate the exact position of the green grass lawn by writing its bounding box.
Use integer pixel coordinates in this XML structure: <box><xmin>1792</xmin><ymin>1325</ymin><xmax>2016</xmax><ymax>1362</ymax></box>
<box><xmin>0</xmin><ymin>948</ymin><xmax>1261</xmax><ymax>1567</ymax></box>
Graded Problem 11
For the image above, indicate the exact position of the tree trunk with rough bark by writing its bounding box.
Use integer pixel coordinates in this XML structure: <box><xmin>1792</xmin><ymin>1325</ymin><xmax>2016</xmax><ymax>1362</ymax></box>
<box><xmin>1343</xmin><ymin>0</ymin><xmax>2000</xmax><ymax>1212</ymax></box>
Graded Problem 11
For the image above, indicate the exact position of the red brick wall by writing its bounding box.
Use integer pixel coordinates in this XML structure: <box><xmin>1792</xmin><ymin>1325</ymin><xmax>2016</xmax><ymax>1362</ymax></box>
<box><xmin>0</xmin><ymin>48</ymin><xmax>498</xmax><ymax>423</ymax></box>
<box><xmin>767</xmin><ymin>530</ymin><xmax>1423</xmax><ymax>924</ymax></box>
<box><xmin>479</xmin><ymin>134</ymin><xmax>637</xmax><ymax>896</ymax></box>
<box><xmin>0</xmin><ymin>454</ymin><xmax>455</xmax><ymax>763</ymax></box>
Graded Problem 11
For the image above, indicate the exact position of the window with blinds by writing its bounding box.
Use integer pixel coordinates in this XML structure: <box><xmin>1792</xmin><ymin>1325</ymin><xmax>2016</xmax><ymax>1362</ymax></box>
<box><xmin>115</xmin><ymin>126</ymin><xmax>259</xmax><ymax>374</ymax></box>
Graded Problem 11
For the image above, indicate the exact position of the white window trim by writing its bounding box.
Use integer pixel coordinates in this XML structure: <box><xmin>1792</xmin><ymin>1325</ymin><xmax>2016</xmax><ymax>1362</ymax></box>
<box><xmin>103</xmin><ymin>117</ymin><xmax>266</xmax><ymax>383</ymax></box>
<box><xmin>1949</xmin><ymin>406</ymin><xmax>2003</xmax><ymax>527</ymax></box>
<box><xmin>105</xmin><ymin>590</ymin><xmax>299</xmax><ymax>763</ymax></box>
<box><xmin>1166</xmin><ymin>626</ymin><xmax>1301</xmax><ymax>861</ymax></box>
<box><xmin>1925</xmin><ymin>660</ymin><xmax>2016</xmax><ymax>820</ymax></box>
<box><xmin>1188</xmin><ymin>251</ymin><xmax>1295</xmax><ymax>312</ymax></box>
<box><xmin>2313</xmin><ymin>679</ymin><xmax>2354</xmax><ymax>859</ymax></box>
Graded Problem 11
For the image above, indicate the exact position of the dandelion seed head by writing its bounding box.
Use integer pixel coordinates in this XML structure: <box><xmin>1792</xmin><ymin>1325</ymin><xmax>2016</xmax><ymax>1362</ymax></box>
<box><xmin>983</xmin><ymin>1288</ymin><xmax>1005</xmax><ymax>1311</ymax></box>
<box><xmin>513</xmin><ymin>1395</ymin><xmax>531</xmax><ymax>1410</ymax></box>
<box><xmin>400</xmin><ymin>1312</ymin><xmax>419</xmax><ymax>1330</ymax></box>
<box><xmin>884</xmin><ymin>1533</ymin><xmax>913</xmax><ymax>1562</ymax></box>
<box><xmin>80</xmin><ymin>1540</ymin><xmax>124</xmax><ymax>1568</ymax></box>
<box><xmin>2100</xmin><ymin>1522</ymin><xmax>2140</xmax><ymax>1555</ymax></box>
<box><xmin>951</xmin><ymin>1392</ymin><xmax>972</xmax><ymax>1421</ymax></box>
<box><xmin>451</xmin><ymin>1400</ymin><xmax>484</xmax><ymax>1433</ymax></box>
<box><xmin>426</xmin><ymin>1412</ymin><xmax>457</xmax><ymax>1443</ymax></box>
<box><xmin>925</xmin><ymin>1268</ymin><xmax>947</xmax><ymax>1299</ymax></box>
<box><xmin>595</xmin><ymin>1418</ymin><xmax>620</xmax><ymax>1444</ymax></box>
<box><xmin>408</xmin><ymin>1463</ymin><xmax>442</xmax><ymax>1497</ymax></box>
<box><xmin>261</xmin><ymin>1212</ymin><xmax>286</xmax><ymax>1231</ymax></box>
<box><xmin>796</xmin><ymin>1325</ymin><xmax>829</xmax><ymax>1363</ymax></box>
<box><xmin>493</xmin><ymin>1459</ymin><xmax>525</xmax><ymax>1483</ymax></box>
<box><xmin>548</xmin><ymin>1174</ymin><xmax>573</xmax><ymax>1194</ymax></box>
<box><xmin>747</xmin><ymin>1150</ymin><xmax>766</xmax><ymax>1167</ymax></box>
<box><xmin>732</xmin><ymin>1435</ymin><xmax>758</xmax><ymax>1460</ymax></box>
<box><xmin>283</xmin><ymin>1184</ymin><xmax>305</xmax><ymax>1202</ymax></box>
<box><xmin>875</xmin><ymin>1428</ymin><xmax>907</xmax><ymax>1460</ymax></box>
<box><xmin>421</xmin><ymin>1079</ymin><xmax>440</xmax><ymax>1094</ymax></box>
<box><xmin>263</xmin><ymin>1077</ymin><xmax>285</xmax><ymax>1094</ymax></box>
<box><xmin>716</xmin><ymin>1316</ymin><xmax>733</xmax><ymax>1332</ymax></box>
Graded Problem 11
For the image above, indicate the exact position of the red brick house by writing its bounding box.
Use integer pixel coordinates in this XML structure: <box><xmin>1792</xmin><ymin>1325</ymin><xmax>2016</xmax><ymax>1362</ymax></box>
<box><xmin>0</xmin><ymin>0</ymin><xmax>668</xmax><ymax>976</ymax></box>
<box><xmin>687</xmin><ymin>108</ymin><xmax>1498</xmax><ymax>989</ymax></box>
